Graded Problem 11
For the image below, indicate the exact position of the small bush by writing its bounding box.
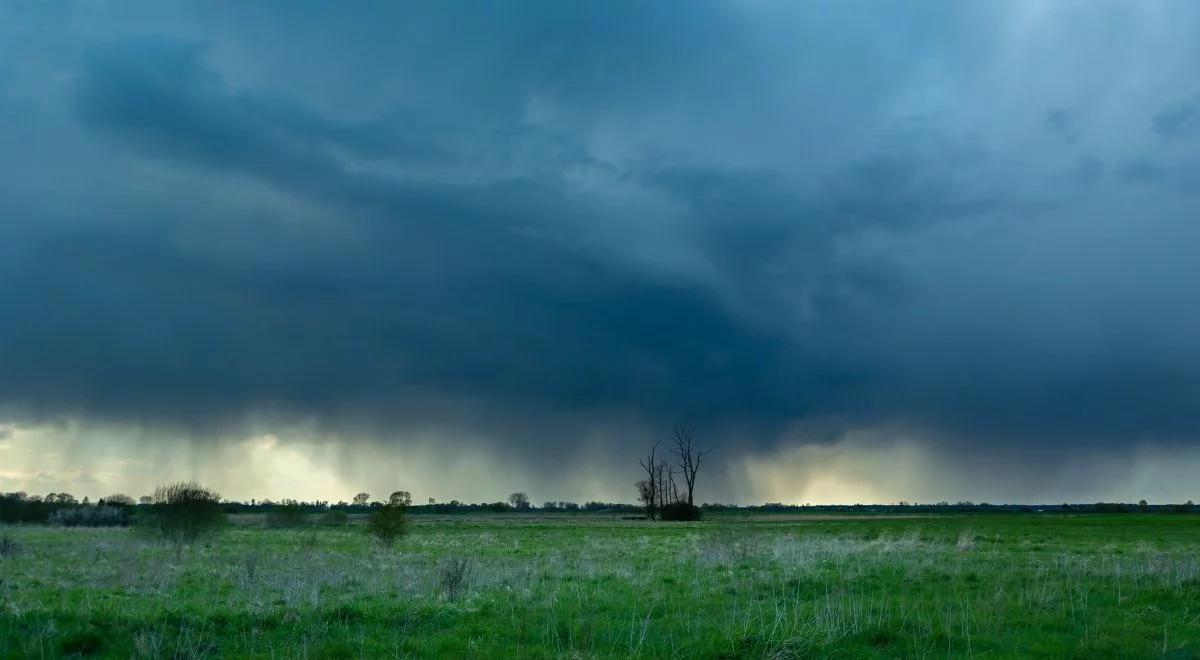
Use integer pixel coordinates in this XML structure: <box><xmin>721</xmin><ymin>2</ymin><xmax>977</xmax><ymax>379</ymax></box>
<box><xmin>660</xmin><ymin>501</ymin><xmax>702</xmax><ymax>521</ymax></box>
<box><xmin>367</xmin><ymin>504</ymin><xmax>408</xmax><ymax>547</ymax></box>
<box><xmin>140</xmin><ymin>481</ymin><xmax>224</xmax><ymax>558</ymax></box>
<box><xmin>265</xmin><ymin>501</ymin><xmax>307</xmax><ymax>528</ymax></box>
<box><xmin>49</xmin><ymin>505</ymin><xmax>129</xmax><ymax>527</ymax></box>
<box><xmin>439</xmin><ymin>557</ymin><xmax>472</xmax><ymax>600</ymax></box>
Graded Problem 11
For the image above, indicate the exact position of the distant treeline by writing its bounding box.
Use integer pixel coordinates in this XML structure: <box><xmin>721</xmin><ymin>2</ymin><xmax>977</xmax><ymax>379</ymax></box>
<box><xmin>218</xmin><ymin>499</ymin><xmax>644</xmax><ymax>515</ymax></box>
<box><xmin>741</xmin><ymin>500</ymin><xmax>1198</xmax><ymax>514</ymax></box>
<box><xmin>0</xmin><ymin>492</ymin><xmax>136</xmax><ymax>525</ymax></box>
<box><xmin>2</xmin><ymin>491</ymin><xmax>1196</xmax><ymax>525</ymax></box>
<box><xmin>0</xmin><ymin>493</ymin><xmax>643</xmax><ymax>524</ymax></box>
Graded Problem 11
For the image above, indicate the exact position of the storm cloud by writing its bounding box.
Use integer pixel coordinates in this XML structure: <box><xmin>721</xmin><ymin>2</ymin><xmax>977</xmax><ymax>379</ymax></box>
<box><xmin>2</xmin><ymin>2</ymin><xmax>1200</xmax><ymax>502</ymax></box>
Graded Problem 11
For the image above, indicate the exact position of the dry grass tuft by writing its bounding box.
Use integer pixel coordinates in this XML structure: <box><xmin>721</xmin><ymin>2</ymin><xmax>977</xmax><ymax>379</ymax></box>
<box><xmin>439</xmin><ymin>556</ymin><xmax>472</xmax><ymax>600</ymax></box>
<box><xmin>956</xmin><ymin>530</ymin><xmax>977</xmax><ymax>552</ymax></box>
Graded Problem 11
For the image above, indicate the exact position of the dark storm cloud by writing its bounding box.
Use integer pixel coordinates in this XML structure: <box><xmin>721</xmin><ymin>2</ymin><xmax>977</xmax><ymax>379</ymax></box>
<box><xmin>1118</xmin><ymin>158</ymin><xmax>1168</xmax><ymax>184</ymax></box>
<box><xmin>1153</xmin><ymin>92</ymin><xmax>1200</xmax><ymax>139</ymax></box>
<box><xmin>3</xmin><ymin>1</ymin><xmax>1200</xmax><ymax>489</ymax></box>
<box><xmin>5</xmin><ymin>37</ymin><xmax>824</xmax><ymax>433</ymax></box>
<box><xmin>1046</xmin><ymin>108</ymin><xmax>1080</xmax><ymax>142</ymax></box>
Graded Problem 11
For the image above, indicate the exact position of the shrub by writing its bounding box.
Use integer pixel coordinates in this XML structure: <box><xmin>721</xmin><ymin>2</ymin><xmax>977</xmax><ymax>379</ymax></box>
<box><xmin>439</xmin><ymin>557</ymin><xmax>472</xmax><ymax>600</ymax></box>
<box><xmin>660</xmin><ymin>501</ymin><xmax>702</xmax><ymax>521</ymax></box>
<box><xmin>265</xmin><ymin>500</ymin><xmax>307</xmax><ymax>528</ymax></box>
<box><xmin>367</xmin><ymin>494</ymin><xmax>410</xmax><ymax>547</ymax></box>
<box><xmin>141</xmin><ymin>481</ymin><xmax>224</xmax><ymax>558</ymax></box>
<box><xmin>49</xmin><ymin>505</ymin><xmax>129</xmax><ymax>527</ymax></box>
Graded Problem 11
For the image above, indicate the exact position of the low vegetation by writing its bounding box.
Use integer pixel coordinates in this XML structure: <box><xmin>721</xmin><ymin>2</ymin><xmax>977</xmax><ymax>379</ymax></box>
<box><xmin>48</xmin><ymin>505</ymin><xmax>129</xmax><ymax>527</ymax></box>
<box><xmin>438</xmin><ymin>556</ymin><xmax>472</xmax><ymax>600</ymax></box>
<box><xmin>140</xmin><ymin>481</ymin><xmax>224</xmax><ymax>558</ymax></box>
<box><xmin>367</xmin><ymin>490</ymin><xmax>411</xmax><ymax>547</ymax></box>
<box><xmin>2</xmin><ymin>513</ymin><xmax>1199</xmax><ymax>657</ymax></box>
<box><xmin>263</xmin><ymin>499</ymin><xmax>307</xmax><ymax>528</ymax></box>
<box><xmin>0</xmin><ymin>532</ymin><xmax>21</xmax><ymax>558</ymax></box>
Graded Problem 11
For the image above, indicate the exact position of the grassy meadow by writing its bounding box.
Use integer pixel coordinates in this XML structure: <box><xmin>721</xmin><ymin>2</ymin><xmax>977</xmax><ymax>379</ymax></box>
<box><xmin>2</xmin><ymin>514</ymin><xmax>1200</xmax><ymax>658</ymax></box>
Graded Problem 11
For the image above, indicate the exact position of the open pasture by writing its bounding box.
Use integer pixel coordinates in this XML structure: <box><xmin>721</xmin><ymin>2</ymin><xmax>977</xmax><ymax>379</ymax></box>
<box><xmin>2</xmin><ymin>514</ymin><xmax>1200</xmax><ymax>658</ymax></box>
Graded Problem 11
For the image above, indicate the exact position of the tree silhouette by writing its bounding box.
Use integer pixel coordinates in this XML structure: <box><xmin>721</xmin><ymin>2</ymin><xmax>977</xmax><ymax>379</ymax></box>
<box><xmin>508</xmin><ymin>492</ymin><xmax>531</xmax><ymax>511</ymax></box>
<box><xmin>369</xmin><ymin>490</ymin><xmax>410</xmax><ymax>547</ymax></box>
<box><xmin>671</xmin><ymin>425</ymin><xmax>709</xmax><ymax>507</ymax></box>
<box><xmin>144</xmin><ymin>481</ymin><xmax>224</xmax><ymax>560</ymax></box>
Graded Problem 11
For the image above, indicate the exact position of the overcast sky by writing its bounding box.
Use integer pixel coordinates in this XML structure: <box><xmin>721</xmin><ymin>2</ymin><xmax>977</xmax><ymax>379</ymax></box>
<box><xmin>3</xmin><ymin>2</ymin><xmax>1200</xmax><ymax>504</ymax></box>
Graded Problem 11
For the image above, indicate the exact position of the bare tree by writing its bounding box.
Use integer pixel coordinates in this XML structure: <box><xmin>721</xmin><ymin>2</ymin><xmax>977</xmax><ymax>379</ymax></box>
<box><xmin>656</xmin><ymin>462</ymin><xmax>678</xmax><ymax>509</ymax></box>
<box><xmin>101</xmin><ymin>493</ymin><xmax>135</xmax><ymax>507</ymax></box>
<box><xmin>638</xmin><ymin>442</ymin><xmax>661</xmax><ymax>519</ymax></box>
<box><xmin>635</xmin><ymin>480</ymin><xmax>655</xmax><ymax>517</ymax></box>
<box><xmin>672</xmin><ymin>425</ymin><xmax>709</xmax><ymax>507</ymax></box>
<box><xmin>143</xmin><ymin>481</ymin><xmax>224</xmax><ymax>560</ymax></box>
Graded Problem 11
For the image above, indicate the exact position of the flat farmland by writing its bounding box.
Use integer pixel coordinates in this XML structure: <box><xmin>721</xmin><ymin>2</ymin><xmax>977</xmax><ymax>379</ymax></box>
<box><xmin>2</xmin><ymin>514</ymin><xmax>1199</xmax><ymax>658</ymax></box>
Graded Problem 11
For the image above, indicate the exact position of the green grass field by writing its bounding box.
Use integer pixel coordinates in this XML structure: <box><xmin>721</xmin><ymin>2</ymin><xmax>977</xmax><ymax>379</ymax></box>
<box><xmin>3</xmin><ymin>514</ymin><xmax>1200</xmax><ymax>658</ymax></box>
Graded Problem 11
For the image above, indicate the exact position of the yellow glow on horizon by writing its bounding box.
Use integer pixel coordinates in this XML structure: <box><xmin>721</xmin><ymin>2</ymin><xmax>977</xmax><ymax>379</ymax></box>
<box><xmin>738</xmin><ymin>434</ymin><xmax>934</xmax><ymax>505</ymax></box>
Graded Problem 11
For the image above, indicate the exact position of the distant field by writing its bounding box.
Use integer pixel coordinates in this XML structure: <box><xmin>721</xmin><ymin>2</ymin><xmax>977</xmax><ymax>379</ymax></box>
<box><xmin>3</xmin><ymin>514</ymin><xmax>1199</xmax><ymax>658</ymax></box>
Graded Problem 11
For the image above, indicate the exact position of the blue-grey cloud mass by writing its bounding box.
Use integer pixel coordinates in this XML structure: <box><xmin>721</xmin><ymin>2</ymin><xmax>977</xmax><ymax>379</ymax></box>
<box><xmin>2</xmin><ymin>2</ymin><xmax>1200</xmax><ymax>502</ymax></box>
